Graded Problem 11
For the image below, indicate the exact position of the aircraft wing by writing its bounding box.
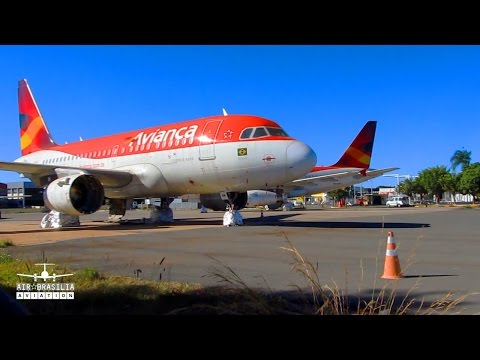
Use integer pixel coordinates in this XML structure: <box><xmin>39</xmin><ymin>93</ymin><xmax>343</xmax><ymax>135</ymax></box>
<box><xmin>361</xmin><ymin>167</ymin><xmax>399</xmax><ymax>180</ymax></box>
<box><xmin>16</xmin><ymin>274</ymin><xmax>35</xmax><ymax>278</ymax></box>
<box><xmin>286</xmin><ymin>167</ymin><xmax>399</xmax><ymax>188</ymax></box>
<box><xmin>52</xmin><ymin>274</ymin><xmax>73</xmax><ymax>278</ymax></box>
<box><xmin>289</xmin><ymin>170</ymin><xmax>362</xmax><ymax>184</ymax></box>
<box><xmin>0</xmin><ymin>161</ymin><xmax>133</xmax><ymax>188</ymax></box>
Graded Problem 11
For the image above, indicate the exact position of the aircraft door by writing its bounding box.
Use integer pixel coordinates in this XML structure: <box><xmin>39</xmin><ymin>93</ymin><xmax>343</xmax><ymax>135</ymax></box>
<box><xmin>111</xmin><ymin>145</ymin><xmax>119</xmax><ymax>164</ymax></box>
<box><xmin>199</xmin><ymin>120</ymin><xmax>223</xmax><ymax>160</ymax></box>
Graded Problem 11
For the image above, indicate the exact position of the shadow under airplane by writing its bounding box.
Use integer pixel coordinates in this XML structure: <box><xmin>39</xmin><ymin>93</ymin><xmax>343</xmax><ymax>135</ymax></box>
<box><xmin>245</xmin><ymin>213</ymin><xmax>430</xmax><ymax>229</ymax></box>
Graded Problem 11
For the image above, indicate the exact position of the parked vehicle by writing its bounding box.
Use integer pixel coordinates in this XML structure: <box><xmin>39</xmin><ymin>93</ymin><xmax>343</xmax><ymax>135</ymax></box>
<box><xmin>386</xmin><ymin>196</ymin><xmax>411</xmax><ymax>207</ymax></box>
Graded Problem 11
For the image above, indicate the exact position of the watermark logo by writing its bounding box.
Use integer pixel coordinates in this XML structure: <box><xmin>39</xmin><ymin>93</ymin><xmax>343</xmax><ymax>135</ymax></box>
<box><xmin>16</xmin><ymin>263</ymin><xmax>75</xmax><ymax>300</ymax></box>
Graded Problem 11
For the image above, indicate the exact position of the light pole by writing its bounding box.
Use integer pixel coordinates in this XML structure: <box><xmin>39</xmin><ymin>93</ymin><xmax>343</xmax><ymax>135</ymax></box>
<box><xmin>382</xmin><ymin>174</ymin><xmax>418</xmax><ymax>193</ymax></box>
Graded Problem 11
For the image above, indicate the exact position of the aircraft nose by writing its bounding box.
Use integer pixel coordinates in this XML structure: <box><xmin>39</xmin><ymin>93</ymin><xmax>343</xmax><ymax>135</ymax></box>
<box><xmin>286</xmin><ymin>141</ymin><xmax>317</xmax><ymax>178</ymax></box>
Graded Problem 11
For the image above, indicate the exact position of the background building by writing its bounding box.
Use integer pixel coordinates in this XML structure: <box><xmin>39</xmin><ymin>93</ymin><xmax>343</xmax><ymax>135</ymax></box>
<box><xmin>0</xmin><ymin>182</ymin><xmax>7</xmax><ymax>208</ymax></box>
<box><xmin>4</xmin><ymin>182</ymin><xmax>44</xmax><ymax>208</ymax></box>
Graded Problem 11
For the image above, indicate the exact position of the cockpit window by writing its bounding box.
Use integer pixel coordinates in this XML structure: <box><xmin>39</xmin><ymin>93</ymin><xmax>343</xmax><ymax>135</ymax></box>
<box><xmin>240</xmin><ymin>128</ymin><xmax>253</xmax><ymax>139</ymax></box>
<box><xmin>252</xmin><ymin>127</ymin><xmax>268</xmax><ymax>138</ymax></box>
<box><xmin>240</xmin><ymin>126</ymin><xmax>290</xmax><ymax>140</ymax></box>
<box><xmin>266</xmin><ymin>127</ymin><xmax>289</xmax><ymax>137</ymax></box>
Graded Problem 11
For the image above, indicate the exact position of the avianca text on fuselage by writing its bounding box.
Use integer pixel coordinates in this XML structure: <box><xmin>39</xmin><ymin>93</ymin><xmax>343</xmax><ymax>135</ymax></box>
<box><xmin>128</xmin><ymin>125</ymin><xmax>198</xmax><ymax>147</ymax></box>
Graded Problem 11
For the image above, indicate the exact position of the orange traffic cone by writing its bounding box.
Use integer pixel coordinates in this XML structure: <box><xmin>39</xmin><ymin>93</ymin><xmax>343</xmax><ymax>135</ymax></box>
<box><xmin>381</xmin><ymin>231</ymin><xmax>404</xmax><ymax>279</ymax></box>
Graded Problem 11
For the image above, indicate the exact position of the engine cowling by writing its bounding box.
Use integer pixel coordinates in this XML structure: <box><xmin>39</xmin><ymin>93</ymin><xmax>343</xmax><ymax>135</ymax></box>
<box><xmin>246</xmin><ymin>190</ymin><xmax>280</xmax><ymax>208</ymax></box>
<box><xmin>200</xmin><ymin>192</ymin><xmax>248</xmax><ymax>211</ymax></box>
<box><xmin>43</xmin><ymin>174</ymin><xmax>105</xmax><ymax>216</ymax></box>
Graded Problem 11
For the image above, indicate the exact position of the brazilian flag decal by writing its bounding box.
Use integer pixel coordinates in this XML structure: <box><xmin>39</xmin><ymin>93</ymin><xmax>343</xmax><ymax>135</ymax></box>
<box><xmin>237</xmin><ymin>148</ymin><xmax>248</xmax><ymax>156</ymax></box>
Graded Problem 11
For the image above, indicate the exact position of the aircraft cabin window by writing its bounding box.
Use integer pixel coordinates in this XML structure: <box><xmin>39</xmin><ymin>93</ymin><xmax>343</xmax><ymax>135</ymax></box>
<box><xmin>102</xmin><ymin>150</ymin><xmax>106</xmax><ymax>156</ymax></box>
<box><xmin>240</xmin><ymin>128</ymin><xmax>253</xmax><ymax>139</ymax></box>
<box><xmin>107</xmin><ymin>149</ymin><xmax>111</xmax><ymax>156</ymax></box>
<box><xmin>252</xmin><ymin>127</ymin><xmax>268</xmax><ymax>138</ymax></box>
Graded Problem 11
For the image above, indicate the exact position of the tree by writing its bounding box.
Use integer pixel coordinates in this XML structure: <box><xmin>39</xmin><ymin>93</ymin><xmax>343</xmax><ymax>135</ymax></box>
<box><xmin>417</xmin><ymin>166</ymin><xmax>450</xmax><ymax>203</ymax></box>
<box><xmin>439</xmin><ymin>172</ymin><xmax>460</xmax><ymax>204</ymax></box>
<box><xmin>398</xmin><ymin>178</ymin><xmax>416</xmax><ymax>197</ymax></box>
<box><xmin>459</xmin><ymin>162</ymin><xmax>480</xmax><ymax>202</ymax></box>
<box><xmin>327</xmin><ymin>188</ymin><xmax>349</xmax><ymax>206</ymax></box>
<box><xmin>398</xmin><ymin>177</ymin><xmax>427</xmax><ymax>201</ymax></box>
<box><xmin>450</xmin><ymin>148</ymin><xmax>471</xmax><ymax>173</ymax></box>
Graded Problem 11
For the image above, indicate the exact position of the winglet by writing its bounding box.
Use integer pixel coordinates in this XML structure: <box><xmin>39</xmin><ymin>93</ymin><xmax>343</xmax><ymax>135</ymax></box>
<box><xmin>332</xmin><ymin>120</ymin><xmax>377</xmax><ymax>168</ymax></box>
<box><xmin>222</xmin><ymin>108</ymin><xmax>228</xmax><ymax>116</ymax></box>
<box><xmin>18</xmin><ymin>79</ymin><xmax>57</xmax><ymax>155</ymax></box>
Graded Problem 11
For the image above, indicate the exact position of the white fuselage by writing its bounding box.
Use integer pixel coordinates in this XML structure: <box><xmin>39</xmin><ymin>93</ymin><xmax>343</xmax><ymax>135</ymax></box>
<box><xmin>17</xmin><ymin>139</ymin><xmax>316</xmax><ymax>199</ymax></box>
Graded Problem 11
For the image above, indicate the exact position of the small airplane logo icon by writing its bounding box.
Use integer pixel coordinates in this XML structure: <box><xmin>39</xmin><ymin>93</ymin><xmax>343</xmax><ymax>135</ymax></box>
<box><xmin>17</xmin><ymin>263</ymin><xmax>74</xmax><ymax>282</ymax></box>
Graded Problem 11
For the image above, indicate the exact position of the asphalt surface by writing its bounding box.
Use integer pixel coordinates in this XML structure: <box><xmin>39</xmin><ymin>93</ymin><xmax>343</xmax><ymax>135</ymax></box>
<box><xmin>2</xmin><ymin>205</ymin><xmax>480</xmax><ymax>314</ymax></box>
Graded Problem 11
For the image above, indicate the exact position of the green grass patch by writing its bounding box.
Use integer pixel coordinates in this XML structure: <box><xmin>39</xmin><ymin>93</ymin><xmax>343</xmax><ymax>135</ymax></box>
<box><xmin>0</xmin><ymin>239</ymin><xmax>13</xmax><ymax>248</ymax></box>
<box><xmin>76</xmin><ymin>267</ymin><xmax>103</xmax><ymax>281</ymax></box>
<box><xmin>0</xmin><ymin>249</ymin><xmax>14</xmax><ymax>264</ymax></box>
<box><xmin>0</xmin><ymin>258</ymin><xmax>207</xmax><ymax>315</ymax></box>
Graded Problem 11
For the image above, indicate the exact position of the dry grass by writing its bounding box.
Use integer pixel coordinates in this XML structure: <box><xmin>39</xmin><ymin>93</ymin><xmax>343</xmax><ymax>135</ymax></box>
<box><xmin>278</xmin><ymin>234</ymin><xmax>470</xmax><ymax>315</ymax></box>
<box><xmin>204</xmin><ymin>232</ymin><xmax>471</xmax><ymax>315</ymax></box>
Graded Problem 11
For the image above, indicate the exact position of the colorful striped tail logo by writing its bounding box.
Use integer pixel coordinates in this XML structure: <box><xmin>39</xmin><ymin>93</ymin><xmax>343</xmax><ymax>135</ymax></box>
<box><xmin>18</xmin><ymin>79</ymin><xmax>56</xmax><ymax>155</ymax></box>
<box><xmin>333</xmin><ymin>120</ymin><xmax>376</xmax><ymax>168</ymax></box>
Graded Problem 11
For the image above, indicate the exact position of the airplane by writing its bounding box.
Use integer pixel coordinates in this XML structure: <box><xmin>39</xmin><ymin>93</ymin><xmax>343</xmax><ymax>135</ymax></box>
<box><xmin>0</xmin><ymin>79</ymin><xmax>316</xmax><ymax>228</ymax></box>
<box><xmin>200</xmin><ymin>120</ymin><xmax>398</xmax><ymax>210</ymax></box>
<box><xmin>17</xmin><ymin>263</ymin><xmax>73</xmax><ymax>282</ymax></box>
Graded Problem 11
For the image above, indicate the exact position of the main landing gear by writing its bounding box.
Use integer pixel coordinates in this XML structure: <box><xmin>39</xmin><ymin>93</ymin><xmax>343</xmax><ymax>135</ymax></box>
<box><xmin>40</xmin><ymin>211</ymin><xmax>80</xmax><ymax>229</ymax></box>
<box><xmin>149</xmin><ymin>197</ymin><xmax>174</xmax><ymax>223</ymax></box>
<box><xmin>222</xmin><ymin>192</ymin><xmax>245</xmax><ymax>227</ymax></box>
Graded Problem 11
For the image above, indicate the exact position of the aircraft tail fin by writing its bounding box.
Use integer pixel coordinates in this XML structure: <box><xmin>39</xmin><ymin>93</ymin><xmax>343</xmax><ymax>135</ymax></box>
<box><xmin>332</xmin><ymin>120</ymin><xmax>377</xmax><ymax>168</ymax></box>
<box><xmin>18</xmin><ymin>79</ymin><xmax>57</xmax><ymax>156</ymax></box>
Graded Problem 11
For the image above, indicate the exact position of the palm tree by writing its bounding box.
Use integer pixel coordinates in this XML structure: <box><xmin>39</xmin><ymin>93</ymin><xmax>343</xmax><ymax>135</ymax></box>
<box><xmin>450</xmin><ymin>148</ymin><xmax>471</xmax><ymax>173</ymax></box>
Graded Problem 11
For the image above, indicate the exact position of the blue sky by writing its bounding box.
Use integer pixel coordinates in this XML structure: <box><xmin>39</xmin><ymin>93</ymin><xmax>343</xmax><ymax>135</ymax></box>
<box><xmin>0</xmin><ymin>45</ymin><xmax>478</xmax><ymax>188</ymax></box>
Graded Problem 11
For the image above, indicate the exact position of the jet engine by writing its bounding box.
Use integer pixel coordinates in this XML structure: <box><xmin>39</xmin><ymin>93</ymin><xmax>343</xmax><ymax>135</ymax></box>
<box><xmin>200</xmin><ymin>192</ymin><xmax>248</xmax><ymax>211</ymax></box>
<box><xmin>43</xmin><ymin>174</ymin><xmax>105</xmax><ymax>216</ymax></box>
<box><xmin>246</xmin><ymin>190</ymin><xmax>282</xmax><ymax>209</ymax></box>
